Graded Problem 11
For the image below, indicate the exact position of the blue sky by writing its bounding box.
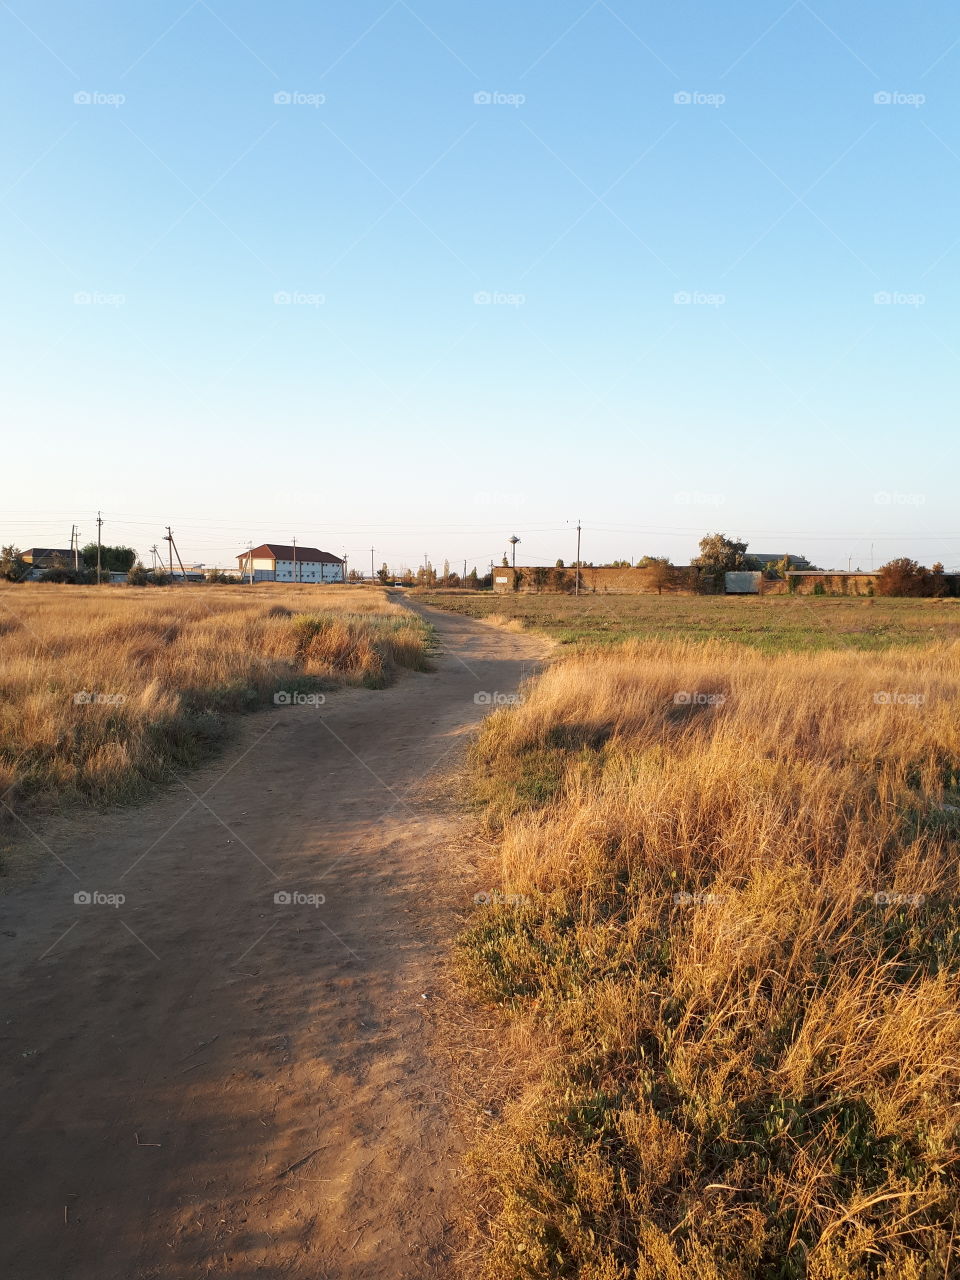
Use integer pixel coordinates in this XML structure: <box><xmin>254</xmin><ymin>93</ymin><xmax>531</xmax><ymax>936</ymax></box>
<box><xmin>3</xmin><ymin>0</ymin><xmax>958</xmax><ymax>572</ymax></box>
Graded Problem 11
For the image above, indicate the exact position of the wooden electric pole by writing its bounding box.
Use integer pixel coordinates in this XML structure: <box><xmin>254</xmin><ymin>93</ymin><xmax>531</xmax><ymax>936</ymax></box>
<box><xmin>575</xmin><ymin>521</ymin><xmax>582</xmax><ymax>597</ymax></box>
<box><xmin>96</xmin><ymin>512</ymin><xmax>103</xmax><ymax>584</ymax></box>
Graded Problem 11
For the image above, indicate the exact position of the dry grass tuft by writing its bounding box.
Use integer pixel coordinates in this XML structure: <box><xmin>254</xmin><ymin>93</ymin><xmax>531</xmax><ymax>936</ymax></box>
<box><xmin>459</xmin><ymin>638</ymin><xmax>960</xmax><ymax>1278</ymax></box>
<box><xmin>0</xmin><ymin>583</ymin><xmax>432</xmax><ymax>817</ymax></box>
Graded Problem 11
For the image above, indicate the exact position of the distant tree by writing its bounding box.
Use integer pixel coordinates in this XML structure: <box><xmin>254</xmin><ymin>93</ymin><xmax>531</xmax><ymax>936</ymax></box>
<box><xmin>81</xmin><ymin>543</ymin><xmax>137</xmax><ymax>573</ymax></box>
<box><xmin>876</xmin><ymin>558</ymin><xmax>933</xmax><ymax>597</ymax></box>
<box><xmin>377</xmin><ymin>562</ymin><xmax>390</xmax><ymax>583</ymax></box>
<box><xmin>0</xmin><ymin>545</ymin><xmax>27</xmax><ymax>581</ymax></box>
<box><xmin>693</xmin><ymin>533</ymin><xmax>751</xmax><ymax>573</ymax></box>
<box><xmin>501</xmin><ymin>553</ymin><xmax>510</xmax><ymax>567</ymax></box>
<box><xmin>532</xmin><ymin>566</ymin><xmax>550</xmax><ymax>591</ymax></box>
<box><xmin>763</xmin><ymin>553</ymin><xmax>819</xmax><ymax>577</ymax></box>
<box><xmin>641</xmin><ymin>557</ymin><xmax>674</xmax><ymax>595</ymax></box>
<box><xmin>347</xmin><ymin>568</ymin><xmax>364</xmax><ymax>582</ymax></box>
<box><xmin>40</xmin><ymin>553</ymin><xmax>92</xmax><ymax>583</ymax></box>
<box><xmin>442</xmin><ymin>558</ymin><xmax>451</xmax><ymax>585</ymax></box>
<box><xmin>128</xmin><ymin>562</ymin><xmax>171</xmax><ymax>586</ymax></box>
<box><xmin>555</xmin><ymin>558</ymin><xmax>564</xmax><ymax>568</ymax></box>
<box><xmin>465</xmin><ymin>567</ymin><xmax>480</xmax><ymax>589</ymax></box>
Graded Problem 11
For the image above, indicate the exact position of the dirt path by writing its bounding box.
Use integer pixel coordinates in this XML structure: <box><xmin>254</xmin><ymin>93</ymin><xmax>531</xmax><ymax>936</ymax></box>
<box><xmin>0</xmin><ymin>602</ymin><xmax>545</xmax><ymax>1280</ymax></box>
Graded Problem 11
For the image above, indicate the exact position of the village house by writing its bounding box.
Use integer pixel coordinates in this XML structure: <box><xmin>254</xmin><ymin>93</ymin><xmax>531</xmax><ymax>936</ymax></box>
<box><xmin>237</xmin><ymin>543</ymin><xmax>345</xmax><ymax>583</ymax></box>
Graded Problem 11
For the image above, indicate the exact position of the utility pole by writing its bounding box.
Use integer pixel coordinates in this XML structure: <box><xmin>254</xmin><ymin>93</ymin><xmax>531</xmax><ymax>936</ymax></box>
<box><xmin>165</xmin><ymin>526</ymin><xmax>174</xmax><ymax>577</ymax></box>
<box><xmin>96</xmin><ymin>511</ymin><xmax>103</xmax><ymax>585</ymax></box>
<box><xmin>150</xmin><ymin>544</ymin><xmax>159</xmax><ymax>571</ymax></box>
<box><xmin>246</xmin><ymin>542</ymin><xmax>254</xmax><ymax>584</ymax></box>
<box><xmin>575</xmin><ymin>520</ymin><xmax>582</xmax><ymax>597</ymax></box>
<box><xmin>370</xmin><ymin>546</ymin><xmax>375</xmax><ymax>582</ymax></box>
<box><xmin>292</xmin><ymin>536</ymin><xmax>298</xmax><ymax>583</ymax></box>
<box><xmin>167</xmin><ymin>530</ymin><xmax>187</xmax><ymax>582</ymax></box>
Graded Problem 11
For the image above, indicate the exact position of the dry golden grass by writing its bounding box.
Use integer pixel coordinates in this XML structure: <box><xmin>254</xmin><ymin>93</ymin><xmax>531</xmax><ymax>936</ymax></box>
<box><xmin>459</xmin><ymin>639</ymin><xmax>960</xmax><ymax>1278</ymax></box>
<box><xmin>0</xmin><ymin>583</ymin><xmax>431</xmax><ymax>816</ymax></box>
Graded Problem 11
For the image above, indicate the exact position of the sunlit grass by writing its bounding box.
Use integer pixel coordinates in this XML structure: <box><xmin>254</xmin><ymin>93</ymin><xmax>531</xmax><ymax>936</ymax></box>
<box><xmin>459</xmin><ymin>638</ymin><xmax>960</xmax><ymax>1278</ymax></box>
<box><xmin>0</xmin><ymin>583</ymin><xmax>432</xmax><ymax>816</ymax></box>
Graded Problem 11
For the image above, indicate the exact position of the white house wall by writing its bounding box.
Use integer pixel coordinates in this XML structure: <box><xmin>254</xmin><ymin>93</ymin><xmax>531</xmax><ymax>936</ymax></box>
<box><xmin>244</xmin><ymin>558</ymin><xmax>344</xmax><ymax>582</ymax></box>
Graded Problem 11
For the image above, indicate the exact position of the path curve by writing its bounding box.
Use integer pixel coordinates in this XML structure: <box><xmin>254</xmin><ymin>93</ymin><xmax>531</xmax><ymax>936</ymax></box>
<box><xmin>0</xmin><ymin>601</ymin><xmax>545</xmax><ymax>1280</ymax></box>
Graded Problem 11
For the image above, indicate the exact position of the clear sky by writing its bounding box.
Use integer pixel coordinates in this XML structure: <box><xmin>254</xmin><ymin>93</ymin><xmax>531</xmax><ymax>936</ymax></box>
<box><xmin>3</xmin><ymin>0</ymin><xmax>958</xmax><ymax>572</ymax></box>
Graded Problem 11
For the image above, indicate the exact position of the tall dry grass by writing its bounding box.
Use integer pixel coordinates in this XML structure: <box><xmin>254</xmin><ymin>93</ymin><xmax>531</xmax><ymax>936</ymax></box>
<box><xmin>0</xmin><ymin>583</ymin><xmax>431</xmax><ymax>814</ymax></box>
<box><xmin>460</xmin><ymin>639</ymin><xmax>960</xmax><ymax>1279</ymax></box>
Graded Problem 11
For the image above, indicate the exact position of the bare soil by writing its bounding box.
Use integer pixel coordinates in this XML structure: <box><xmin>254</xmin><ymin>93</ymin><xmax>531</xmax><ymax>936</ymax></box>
<box><xmin>0</xmin><ymin>601</ymin><xmax>546</xmax><ymax>1280</ymax></box>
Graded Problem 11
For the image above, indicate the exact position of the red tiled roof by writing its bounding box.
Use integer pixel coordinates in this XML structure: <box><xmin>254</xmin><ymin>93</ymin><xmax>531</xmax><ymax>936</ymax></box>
<box><xmin>238</xmin><ymin>544</ymin><xmax>343</xmax><ymax>564</ymax></box>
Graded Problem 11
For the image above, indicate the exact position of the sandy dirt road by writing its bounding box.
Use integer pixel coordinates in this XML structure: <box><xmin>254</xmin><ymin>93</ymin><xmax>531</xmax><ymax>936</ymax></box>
<box><xmin>0</xmin><ymin>601</ymin><xmax>545</xmax><ymax>1280</ymax></box>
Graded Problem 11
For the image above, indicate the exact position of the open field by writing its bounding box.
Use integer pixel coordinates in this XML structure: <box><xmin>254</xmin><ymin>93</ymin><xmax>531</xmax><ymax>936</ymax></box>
<box><xmin>0</xmin><ymin>583</ymin><xmax>432</xmax><ymax>820</ymax></box>
<box><xmin>415</xmin><ymin>590</ymin><xmax>960</xmax><ymax>652</ymax></box>
<box><xmin>458</xmin><ymin>637</ymin><xmax>960</xmax><ymax>1278</ymax></box>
